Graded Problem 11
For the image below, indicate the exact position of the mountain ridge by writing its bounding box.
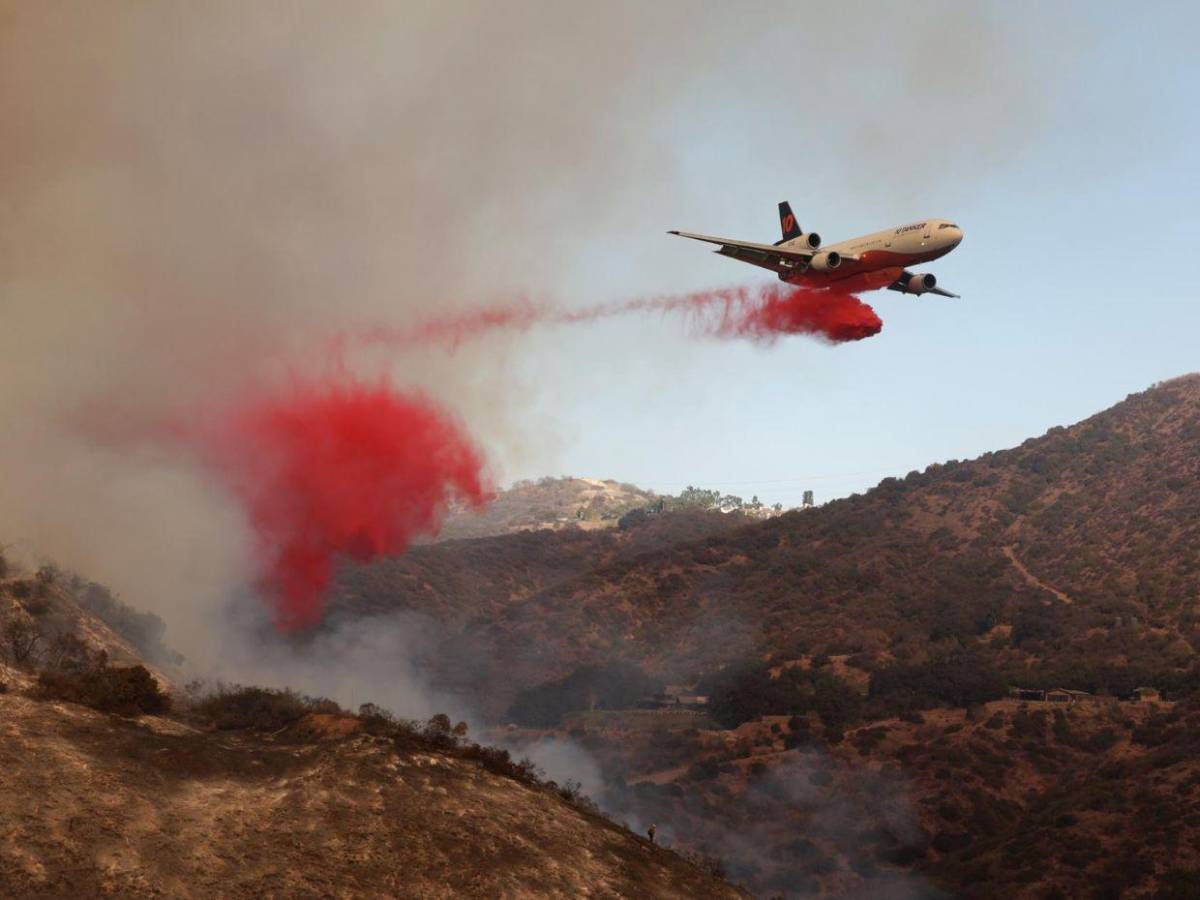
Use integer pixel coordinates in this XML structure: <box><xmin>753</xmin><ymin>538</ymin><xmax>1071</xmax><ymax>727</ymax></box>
<box><xmin>336</xmin><ymin>373</ymin><xmax>1200</xmax><ymax>711</ymax></box>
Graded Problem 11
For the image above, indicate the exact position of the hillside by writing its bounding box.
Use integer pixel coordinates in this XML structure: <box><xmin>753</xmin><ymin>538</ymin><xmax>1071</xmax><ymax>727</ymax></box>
<box><xmin>334</xmin><ymin>375</ymin><xmax>1200</xmax><ymax>709</ymax></box>
<box><xmin>0</xmin><ymin>563</ymin><xmax>178</xmax><ymax>688</ymax></box>
<box><xmin>437</xmin><ymin>476</ymin><xmax>659</xmax><ymax>540</ymax></box>
<box><xmin>436</xmin><ymin>476</ymin><xmax>782</xmax><ymax>541</ymax></box>
<box><xmin>9</xmin><ymin>375</ymin><xmax>1196</xmax><ymax>898</ymax></box>
<box><xmin>338</xmin><ymin>507</ymin><xmax>746</xmax><ymax>627</ymax></box>
<box><xmin>569</xmin><ymin>694</ymin><xmax>1200</xmax><ymax>898</ymax></box>
<box><xmin>327</xmin><ymin>374</ymin><xmax>1200</xmax><ymax>897</ymax></box>
<box><xmin>0</xmin><ymin>690</ymin><xmax>742</xmax><ymax>899</ymax></box>
<box><xmin>0</xmin><ymin>561</ymin><xmax>741</xmax><ymax>899</ymax></box>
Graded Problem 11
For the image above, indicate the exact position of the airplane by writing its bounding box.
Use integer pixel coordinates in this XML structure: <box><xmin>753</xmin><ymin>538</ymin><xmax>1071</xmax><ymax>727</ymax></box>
<box><xmin>669</xmin><ymin>202</ymin><xmax>962</xmax><ymax>298</ymax></box>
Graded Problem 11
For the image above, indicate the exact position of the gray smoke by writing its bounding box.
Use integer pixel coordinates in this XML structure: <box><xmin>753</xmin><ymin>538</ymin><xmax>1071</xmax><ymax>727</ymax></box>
<box><xmin>196</xmin><ymin>601</ymin><xmax>609</xmax><ymax>809</ymax></box>
<box><xmin>602</xmin><ymin>748</ymin><xmax>944</xmax><ymax>898</ymax></box>
<box><xmin>1</xmin><ymin>2</ymin><xmax>1076</xmax><ymax>685</ymax></box>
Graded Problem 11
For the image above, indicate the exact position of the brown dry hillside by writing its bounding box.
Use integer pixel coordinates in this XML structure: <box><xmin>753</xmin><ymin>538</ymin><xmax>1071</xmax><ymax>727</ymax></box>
<box><xmin>335</xmin><ymin>375</ymin><xmax>1200</xmax><ymax>709</ymax></box>
<box><xmin>0</xmin><ymin>688</ymin><xmax>743</xmax><ymax>900</ymax></box>
<box><xmin>336</xmin><ymin>506</ymin><xmax>745</xmax><ymax>627</ymax></box>
<box><xmin>437</xmin><ymin>476</ymin><xmax>659</xmax><ymax>540</ymax></box>
<box><xmin>570</xmin><ymin>694</ymin><xmax>1200</xmax><ymax>899</ymax></box>
<box><xmin>1</xmin><ymin>564</ymin><xmax>177</xmax><ymax>688</ymax></box>
<box><xmin>7</xmin><ymin>376</ymin><xmax>1199</xmax><ymax>900</ymax></box>
<box><xmin>0</xmin><ymin>556</ymin><xmax>742</xmax><ymax>898</ymax></box>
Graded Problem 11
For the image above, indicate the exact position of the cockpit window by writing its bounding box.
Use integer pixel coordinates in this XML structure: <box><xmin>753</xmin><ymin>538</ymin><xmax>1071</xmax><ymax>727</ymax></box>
<box><xmin>938</xmin><ymin>223</ymin><xmax>958</xmax><ymax>230</ymax></box>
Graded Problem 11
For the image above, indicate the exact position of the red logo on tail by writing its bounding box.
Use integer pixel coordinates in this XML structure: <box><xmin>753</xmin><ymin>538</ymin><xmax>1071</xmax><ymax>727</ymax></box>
<box><xmin>782</xmin><ymin>214</ymin><xmax>796</xmax><ymax>233</ymax></box>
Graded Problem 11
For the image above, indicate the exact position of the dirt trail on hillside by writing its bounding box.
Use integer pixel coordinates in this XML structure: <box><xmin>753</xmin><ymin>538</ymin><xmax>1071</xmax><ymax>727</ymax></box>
<box><xmin>1003</xmin><ymin>545</ymin><xmax>1074</xmax><ymax>605</ymax></box>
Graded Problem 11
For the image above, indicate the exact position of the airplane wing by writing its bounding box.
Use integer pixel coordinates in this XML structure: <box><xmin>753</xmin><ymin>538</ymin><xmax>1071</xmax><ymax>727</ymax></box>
<box><xmin>668</xmin><ymin>230</ymin><xmax>815</xmax><ymax>276</ymax></box>
<box><xmin>887</xmin><ymin>270</ymin><xmax>960</xmax><ymax>298</ymax></box>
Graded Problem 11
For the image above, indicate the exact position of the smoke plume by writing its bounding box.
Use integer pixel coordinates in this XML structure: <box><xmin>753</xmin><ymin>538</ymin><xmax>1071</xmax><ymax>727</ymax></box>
<box><xmin>0</xmin><ymin>0</ymin><xmax>1068</xmax><ymax>673</ymax></box>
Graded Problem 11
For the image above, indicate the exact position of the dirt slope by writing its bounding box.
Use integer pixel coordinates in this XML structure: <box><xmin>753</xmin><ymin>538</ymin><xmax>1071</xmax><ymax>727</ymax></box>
<box><xmin>0</xmin><ymin>692</ymin><xmax>742</xmax><ymax>899</ymax></box>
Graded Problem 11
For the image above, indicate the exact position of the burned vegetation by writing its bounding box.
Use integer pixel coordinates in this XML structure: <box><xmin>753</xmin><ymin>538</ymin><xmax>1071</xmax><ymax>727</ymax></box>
<box><xmin>0</xmin><ymin>552</ymin><xmax>742</xmax><ymax>899</ymax></box>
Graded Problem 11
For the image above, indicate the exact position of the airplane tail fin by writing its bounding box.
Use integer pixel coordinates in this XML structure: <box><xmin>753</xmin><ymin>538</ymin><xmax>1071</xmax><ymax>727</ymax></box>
<box><xmin>777</xmin><ymin>201</ymin><xmax>802</xmax><ymax>243</ymax></box>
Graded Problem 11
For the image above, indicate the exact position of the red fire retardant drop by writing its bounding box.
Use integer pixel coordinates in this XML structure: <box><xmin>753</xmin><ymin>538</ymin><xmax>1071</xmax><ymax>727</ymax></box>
<box><xmin>359</xmin><ymin>282</ymin><xmax>881</xmax><ymax>351</ymax></box>
<box><xmin>193</xmin><ymin>282</ymin><xmax>875</xmax><ymax>630</ymax></box>
<box><xmin>567</xmin><ymin>282</ymin><xmax>882</xmax><ymax>345</ymax></box>
<box><xmin>202</xmin><ymin>378</ymin><xmax>489</xmax><ymax>631</ymax></box>
<box><xmin>715</xmin><ymin>284</ymin><xmax>883</xmax><ymax>343</ymax></box>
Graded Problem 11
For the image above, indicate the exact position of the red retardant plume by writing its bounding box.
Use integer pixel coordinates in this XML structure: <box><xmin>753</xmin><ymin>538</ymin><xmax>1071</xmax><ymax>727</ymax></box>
<box><xmin>714</xmin><ymin>284</ymin><xmax>882</xmax><ymax>343</ymax></box>
<box><xmin>358</xmin><ymin>282</ymin><xmax>881</xmax><ymax>351</ymax></box>
<box><xmin>187</xmin><ymin>282</ymin><xmax>874</xmax><ymax>630</ymax></box>
<box><xmin>198</xmin><ymin>378</ymin><xmax>489</xmax><ymax>631</ymax></box>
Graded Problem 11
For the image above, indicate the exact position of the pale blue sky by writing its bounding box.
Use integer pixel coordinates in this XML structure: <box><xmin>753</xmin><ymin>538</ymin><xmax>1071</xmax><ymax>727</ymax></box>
<box><xmin>507</xmin><ymin>4</ymin><xmax>1199</xmax><ymax>506</ymax></box>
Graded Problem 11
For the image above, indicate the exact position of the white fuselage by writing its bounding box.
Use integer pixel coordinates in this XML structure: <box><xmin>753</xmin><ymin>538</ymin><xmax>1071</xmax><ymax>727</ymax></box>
<box><xmin>782</xmin><ymin>219</ymin><xmax>963</xmax><ymax>291</ymax></box>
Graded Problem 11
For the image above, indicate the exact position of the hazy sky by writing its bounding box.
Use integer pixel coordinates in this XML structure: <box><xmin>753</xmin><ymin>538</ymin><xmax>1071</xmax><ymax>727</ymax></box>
<box><xmin>511</xmin><ymin>3</ymin><xmax>1200</xmax><ymax>505</ymax></box>
<box><xmin>3</xmin><ymin>2</ymin><xmax>1197</xmax><ymax>614</ymax></box>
